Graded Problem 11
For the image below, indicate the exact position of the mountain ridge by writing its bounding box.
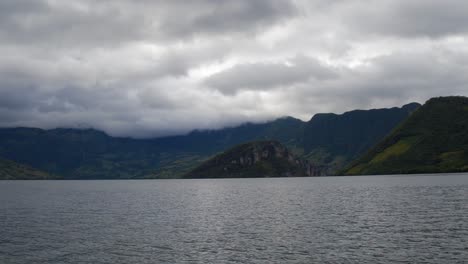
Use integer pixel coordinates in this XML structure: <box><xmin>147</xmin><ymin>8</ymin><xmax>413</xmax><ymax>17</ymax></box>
<box><xmin>0</xmin><ymin>102</ymin><xmax>420</xmax><ymax>179</ymax></box>
<box><xmin>344</xmin><ymin>96</ymin><xmax>468</xmax><ymax>175</ymax></box>
<box><xmin>302</xmin><ymin>102</ymin><xmax>420</xmax><ymax>174</ymax></box>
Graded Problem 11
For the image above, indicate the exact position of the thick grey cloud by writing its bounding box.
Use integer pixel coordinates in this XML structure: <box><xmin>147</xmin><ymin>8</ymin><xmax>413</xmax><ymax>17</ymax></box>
<box><xmin>283</xmin><ymin>49</ymin><xmax>468</xmax><ymax>116</ymax></box>
<box><xmin>340</xmin><ymin>0</ymin><xmax>468</xmax><ymax>38</ymax></box>
<box><xmin>0</xmin><ymin>0</ymin><xmax>296</xmax><ymax>46</ymax></box>
<box><xmin>0</xmin><ymin>0</ymin><xmax>467</xmax><ymax>137</ymax></box>
<box><xmin>205</xmin><ymin>56</ymin><xmax>337</xmax><ymax>94</ymax></box>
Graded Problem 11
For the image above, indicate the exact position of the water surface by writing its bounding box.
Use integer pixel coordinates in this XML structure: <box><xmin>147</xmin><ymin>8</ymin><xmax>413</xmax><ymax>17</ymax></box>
<box><xmin>1</xmin><ymin>174</ymin><xmax>468</xmax><ymax>263</ymax></box>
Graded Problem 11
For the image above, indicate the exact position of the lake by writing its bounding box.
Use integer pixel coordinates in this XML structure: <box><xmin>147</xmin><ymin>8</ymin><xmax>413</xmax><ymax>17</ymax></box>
<box><xmin>1</xmin><ymin>174</ymin><xmax>468</xmax><ymax>263</ymax></box>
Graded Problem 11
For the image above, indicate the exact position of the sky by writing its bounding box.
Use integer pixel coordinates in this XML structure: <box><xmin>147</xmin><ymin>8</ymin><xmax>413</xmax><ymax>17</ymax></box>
<box><xmin>1</xmin><ymin>0</ymin><xmax>468</xmax><ymax>138</ymax></box>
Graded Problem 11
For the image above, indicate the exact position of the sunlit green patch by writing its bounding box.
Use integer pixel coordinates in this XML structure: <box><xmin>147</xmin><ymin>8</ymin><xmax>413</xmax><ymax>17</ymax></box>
<box><xmin>347</xmin><ymin>164</ymin><xmax>367</xmax><ymax>175</ymax></box>
<box><xmin>370</xmin><ymin>137</ymin><xmax>418</xmax><ymax>164</ymax></box>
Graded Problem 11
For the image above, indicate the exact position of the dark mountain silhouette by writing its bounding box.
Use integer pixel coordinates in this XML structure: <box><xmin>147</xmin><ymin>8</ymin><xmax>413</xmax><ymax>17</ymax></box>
<box><xmin>0</xmin><ymin>103</ymin><xmax>419</xmax><ymax>179</ymax></box>
<box><xmin>184</xmin><ymin>141</ymin><xmax>321</xmax><ymax>178</ymax></box>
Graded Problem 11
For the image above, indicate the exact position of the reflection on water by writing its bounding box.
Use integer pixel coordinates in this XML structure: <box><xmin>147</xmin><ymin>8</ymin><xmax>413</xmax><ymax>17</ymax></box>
<box><xmin>1</xmin><ymin>174</ymin><xmax>468</xmax><ymax>263</ymax></box>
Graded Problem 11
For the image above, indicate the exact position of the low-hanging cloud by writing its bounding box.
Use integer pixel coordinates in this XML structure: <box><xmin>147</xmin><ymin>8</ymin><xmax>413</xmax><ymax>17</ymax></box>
<box><xmin>0</xmin><ymin>0</ymin><xmax>468</xmax><ymax>138</ymax></box>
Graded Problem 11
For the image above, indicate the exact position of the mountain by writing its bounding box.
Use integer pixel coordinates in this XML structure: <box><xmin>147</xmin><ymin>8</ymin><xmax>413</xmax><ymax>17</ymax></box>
<box><xmin>302</xmin><ymin>102</ymin><xmax>420</xmax><ymax>174</ymax></box>
<box><xmin>0</xmin><ymin>102</ymin><xmax>419</xmax><ymax>179</ymax></box>
<box><xmin>345</xmin><ymin>96</ymin><xmax>468</xmax><ymax>175</ymax></box>
<box><xmin>0</xmin><ymin>158</ymin><xmax>58</xmax><ymax>180</ymax></box>
<box><xmin>0</xmin><ymin>118</ymin><xmax>304</xmax><ymax>179</ymax></box>
<box><xmin>184</xmin><ymin>141</ymin><xmax>320</xmax><ymax>178</ymax></box>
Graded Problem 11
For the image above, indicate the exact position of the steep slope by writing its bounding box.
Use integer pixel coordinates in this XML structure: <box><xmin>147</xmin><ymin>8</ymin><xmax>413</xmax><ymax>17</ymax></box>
<box><xmin>345</xmin><ymin>96</ymin><xmax>468</xmax><ymax>175</ymax></box>
<box><xmin>303</xmin><ymin>103</ymin><xmax>420</xmax><ymax>174</ymax></box>
<box><xmin>0</xmin><ymin>158</ymin><xmax>58</xmax><ymax>180</ymax></box>
<box><xmin>0</xmin><ymin>117</ymin><xmax>304</xmax><ymax>179</ymax></box>
<box><xmin>0</xmin><ymin>102</ymin><xmax>419</xmax><ymax>179</ymax></box>
<box><xmin>184</xmin><ymin>141</ymin><xmax>320</xmax><ymax>178</ymax></box>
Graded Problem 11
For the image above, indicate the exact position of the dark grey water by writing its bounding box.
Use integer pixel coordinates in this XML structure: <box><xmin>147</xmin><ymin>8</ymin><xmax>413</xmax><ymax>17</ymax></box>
<box><xmin>1</xmin><ymin>174</ymin><xmax>468</xmax><ymax>264</ymax></box>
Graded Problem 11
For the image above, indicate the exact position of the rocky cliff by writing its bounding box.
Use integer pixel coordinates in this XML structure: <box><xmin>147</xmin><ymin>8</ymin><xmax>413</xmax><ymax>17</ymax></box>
<box><xmin>184</xmin><ymin>141</ymin><xmax>322</xmax><ymax>178</ymax></box>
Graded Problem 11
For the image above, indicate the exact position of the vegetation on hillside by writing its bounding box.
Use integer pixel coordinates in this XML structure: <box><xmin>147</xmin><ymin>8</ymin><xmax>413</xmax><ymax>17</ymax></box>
<box><xmin>184</xmin><ymin>141</ymin><xmax>315</xmax><ymax>178</ymax></box>
<box><xmin>0</xmin><ymin>158</ymin><xmax>59</xmax><ymax>180</ymax></box>
<box><xmin>344</xmin><ymin>96</ymin><xmax>468</xmax><ymax>175</ymax></box>
<box><xmin>303</xmin><ymin>103</ymin><xmax>420</xmax><ymax>173</ymax></box>
<box><xmin>0</xmin><ymin>103</ymin><xmax>418</xmax><ymax>179</ymax></box>
<box><xmin>0</xmin><ymin>118</ymin><xmax>304</xmax><ymax>179</ymax></box>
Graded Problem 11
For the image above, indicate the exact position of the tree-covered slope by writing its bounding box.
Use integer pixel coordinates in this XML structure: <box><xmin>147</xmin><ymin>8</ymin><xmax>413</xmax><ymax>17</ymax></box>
<box><xmin>0</xmin><ymin>117</ymin><xmax>304</xmax><ymax>179</ymax></box>
<box><xmin>0</xmin><ymin>102</ymin><xmax>419</xmax><ymax>179</ymax></box>
<box><xmin>303</xmin><ymin>103</ymin><xmax>420</xmax><ymax>173</ymax></box>
<box><xmin>0</xmin><ymin>158</ymin><xmax>58</xmax><ymax>180</ymax></box>
<box><xmin>184</xmin><ymin>141</ymin><xmax>319</xmax><ymax>178</ymax></box>
<box><xmin>345</xmin><ymin>96</ymin><xmax>468</xmax><ymax>175</ymax></box>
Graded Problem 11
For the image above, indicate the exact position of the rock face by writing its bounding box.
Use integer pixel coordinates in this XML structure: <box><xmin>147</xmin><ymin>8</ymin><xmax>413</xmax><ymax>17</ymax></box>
<box><xmin>184</xmin><ymin>141</ymin><xmax>322</xmax><ymax>178</ymax></box>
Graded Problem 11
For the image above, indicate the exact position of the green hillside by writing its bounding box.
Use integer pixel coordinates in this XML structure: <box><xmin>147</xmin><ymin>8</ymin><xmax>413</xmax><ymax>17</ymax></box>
<box><xmin>184</xmin><ymin>141</ymin><xmax>318</xmax><ymax>178</ymax></box>
<box><xmin>0</xmin><ymin>158</ymin><xmax>58</xmax><ymax>180</ymax></box>
<box><xmin>345</xmin><ymin>96</ymin><xmax>468</xmax><ymax>175</ymax></box>
<box><xmin>0</xmin><ymin>103</ymin><xmax>418</xmax><ymax>179</ymax></box>
<box><xmin>302</xmin><ymin>103</ymin><xmax>420</xmax><ymax>173</ymax></box>
<box><xmin>0</xmin><ymin>118</ymin><xmax>304</xmax><ymax>179</ymax></box>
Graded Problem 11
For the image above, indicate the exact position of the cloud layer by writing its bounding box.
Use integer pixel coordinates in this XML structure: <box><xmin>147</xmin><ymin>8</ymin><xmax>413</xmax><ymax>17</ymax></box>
<box><xmin>1</xmin><ymin>0</ymin><xmax>467</xmax><ymax>137</ymax></box>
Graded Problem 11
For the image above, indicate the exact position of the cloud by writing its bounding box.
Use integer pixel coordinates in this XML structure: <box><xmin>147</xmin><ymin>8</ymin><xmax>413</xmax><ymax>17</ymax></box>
<box><xmin>340</xmin><ymin>0</ymin><xmax>468</xmax><ymax>38</ymax></box>
<box><xmin>205</xmin><ymin>55</ymin><xmax>337</xmax><ymax>94</ymax></box>
<box><xmin>282</xmin><ymin>48</ymin><xmax>468</xmax><ymax>117</ymax></box>
<box><xmin>0</xmin><ymin>0</ymin><xmax>468</xmax><ymax>137</ymax></box>
<box><xmin>157</xmin><ymin>1</ymin><xmax>296</xmax><ymax>39</ymax></box>
<box><xmin>0</xmin><ymin>0</ymin><xmax>296</xmax><ymax>46</ymax></box>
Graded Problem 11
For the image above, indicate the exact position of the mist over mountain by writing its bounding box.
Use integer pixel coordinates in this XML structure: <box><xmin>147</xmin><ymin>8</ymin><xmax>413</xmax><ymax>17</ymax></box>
<box><xmin>1</xmin><ymin>1</ymin><xmax>468</xmax><ymax>138</ymax></box>
<box><xmin>0</xmin><ymin>103</ymin><xmax>418</xmax><ymax>179</ymax></box>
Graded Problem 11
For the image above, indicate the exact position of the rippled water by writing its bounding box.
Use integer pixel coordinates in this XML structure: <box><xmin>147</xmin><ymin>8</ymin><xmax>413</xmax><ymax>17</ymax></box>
<box><xmin>1</xmin><ymin>174</ymin><xmax>468</xmax><ymax>263</ymax></box>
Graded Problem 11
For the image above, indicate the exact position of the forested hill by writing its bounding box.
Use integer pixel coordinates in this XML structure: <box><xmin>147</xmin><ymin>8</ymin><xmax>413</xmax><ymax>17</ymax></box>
<box><xmin>345</xmin><ymin>97</ymin><xmax>468</xmax><ymax>175</ymax></box>
<box><xmin>0</xmin><ymin>118</ymin><xmax>304</xmax><ymax>179</ymax></box>
<box><xmin>303</xmin><ymin>102</ymin><xmax>420</xmax><ymax>174</ymax></box>
<box><xmin>0</xmin><ymin>158</ymin><xmax>59</xmax><ymax>180</ymax></box>
<box><xmin>184</xmin><ymin>141</ymin><xmax>319</xmax><ymax>178</ymax></box>
<box><xmin>0</xmin><ymin>102</ymin><xmax>419</xmax><ymax>179</ymax></box>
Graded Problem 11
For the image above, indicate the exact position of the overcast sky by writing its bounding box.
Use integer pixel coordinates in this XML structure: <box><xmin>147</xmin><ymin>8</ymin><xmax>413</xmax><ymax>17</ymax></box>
<box><xmin>1</xmin><ymin>0</ymin><xmax>468</xmax><ymax>137</ymax></box>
